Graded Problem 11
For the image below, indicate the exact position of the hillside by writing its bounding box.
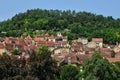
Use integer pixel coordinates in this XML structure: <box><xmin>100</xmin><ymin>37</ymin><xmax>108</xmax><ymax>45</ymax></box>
<box><xmin>0</xmin><ymin>9</ymin><xmax>120</xmax><ymax>44</ymax></box>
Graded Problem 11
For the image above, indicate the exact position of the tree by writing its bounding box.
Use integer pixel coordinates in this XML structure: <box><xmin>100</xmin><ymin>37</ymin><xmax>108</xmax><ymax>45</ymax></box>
<box><xmin>111</xmin><ymin>50</ymin><xmax>116</xmax><ymax>58</ymax></box>
<box><xmin>29</xmin><ymin>46</ymin><xmax>59</xmax><ymax>80</ymax></box>
<box><xmin>0</xmin><ymin>54</ymin><xmax>22</xmax><ymax>79</ymax></box>
<box><xmin>37</xmin><ymin>46</ymin><xmax>50</xmax><ymax>55</ymax></box>
<box><xmin>11</xmin><ymin>48</ymin><xmax>20</xmax><ymax>55</ymax></box>
<box><xmin>80</xmin><ymin>51</ymin><xmax>118</xmax><ymax>80</ymax></box>
<box><xmin>60</xmin><ymin>65</ymin><xmax>79</xmax><ymax>80</ymax></box>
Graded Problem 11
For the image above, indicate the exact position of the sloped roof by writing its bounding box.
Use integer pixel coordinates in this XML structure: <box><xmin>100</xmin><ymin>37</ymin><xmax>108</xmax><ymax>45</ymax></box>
<box><xmin>92</xmin><ymin>38</ymin><xmax>103</xmax><ymax>43</ymax></box>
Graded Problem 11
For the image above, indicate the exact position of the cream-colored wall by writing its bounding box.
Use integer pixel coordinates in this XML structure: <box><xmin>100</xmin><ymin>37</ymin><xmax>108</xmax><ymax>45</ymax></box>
<box><xmin>0</xmin><ymin>49</ymin><xmax>5</xmax><ymax>55</ymax></box>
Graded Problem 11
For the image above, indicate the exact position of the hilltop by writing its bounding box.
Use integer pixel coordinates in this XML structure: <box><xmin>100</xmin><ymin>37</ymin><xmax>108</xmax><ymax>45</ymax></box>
<box><xmin>0</xmin><ymin>9</ymin><xmax>120</xmax><ymax>44</ymax></box>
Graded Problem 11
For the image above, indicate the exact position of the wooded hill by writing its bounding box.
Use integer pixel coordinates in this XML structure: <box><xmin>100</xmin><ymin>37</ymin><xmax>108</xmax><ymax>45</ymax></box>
<box><xmin>0</xmin><ymin>9</ymin><xmax>120</xmax><ymax>44</ymax></box>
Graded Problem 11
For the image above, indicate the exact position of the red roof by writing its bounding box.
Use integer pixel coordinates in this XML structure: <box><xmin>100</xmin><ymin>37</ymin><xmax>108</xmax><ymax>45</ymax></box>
<box><xmin>47</xmin><ymin>41</ymin><xmax>55</xmax><ymax>47</ymax></box>
<box><xmin>64</xmin><ymin>53</ymin><xmax>78</xmax><ymax>64</ymax></box>
<box><xmin>34</xmin><ymin>37</ymin><xmax>45</xmax><ymax>42</ymax></box>
<box><xmin>92</xmin><ymin>38</ymin><xmax>103</xmax><ymax>42</ymax></box>
<box><xmin>100</xmin><ymin>48</ymin><xmax>111</xmax><ymax>58</ymax></box>
<box><xmin>0</xmin><ymin>42</ymin><xmax>4</xmax><ymax>49</ymax></box>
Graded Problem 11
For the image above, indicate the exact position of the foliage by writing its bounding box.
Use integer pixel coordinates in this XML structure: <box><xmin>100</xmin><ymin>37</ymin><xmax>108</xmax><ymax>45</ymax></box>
<box><xmin>28</xmin><ymin>46</ymin><xmax>60</xmax><ymax>80</ymax></box>
<box><xmin>60</xmin><ymin>65</ymin><xmax>79</xmax><ymax>80</ymax></box>
<box><xmin>0</xmin><ymin>9</ymin><xmax>120</xmax><ymax>44</ymax></box>
<box><xmin>111</xmin><ymin>50</ymin><xmax>116</xmax><ymax>58</ymax></box>
<box><xmin>80</xmin><ymin>51</ymin><xmax>118</xmax><ymax>80</ymax></box>
<box><xmin>11</xmin><ymin>48</ymin><xmax>20</xmax><ymax>55</ymax></box>
<box><xmin>0</xmin><ymin>46</ymin><xmax>59</xmax><ymax>80</ymax></box>
<box><xmin>37</xmin><ymin>46</ymin><xmax>50</xmax><ymax>55</ymax></box>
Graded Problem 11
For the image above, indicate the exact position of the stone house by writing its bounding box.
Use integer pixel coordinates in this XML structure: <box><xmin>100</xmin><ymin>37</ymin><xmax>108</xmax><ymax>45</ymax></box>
<box><xmin>92</xmin><ymin>38</ymin><xmax>103</xmax><ymax>48</ymax></box>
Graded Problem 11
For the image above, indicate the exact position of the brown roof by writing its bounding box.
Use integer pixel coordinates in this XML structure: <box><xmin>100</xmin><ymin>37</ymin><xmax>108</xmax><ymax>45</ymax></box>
<box><xmin>47</xmin><ymin>41</ymin><xmax>55</xmax><ymax>47</ymax></box>
<box><xmin>5</xmin><ymin>43</ymin><xmax>14</xmax><ymax>51</ymax></box>
<box><xmin>87</xmin><ymin>48</ymin><xmax>96</xmax><ymax>54</ymax></box>
<box><xmin>17</xmin><ymin>38</ymin><xmax>26</xmax><ymax>45</ymax></box>
<box><xmin>71</xmin><ymin>45</ymin><xmax>83</xmax><ymax>51</ymax></box>
<box><xmin>34</xmin><ymin>37</ymin><xmax>45</xmax><ymax>42</ymax></box>
<box><xmin>49</xmin><ymin>35</ymin><xmax>55</xmax><ymax>39</ymax></box>
<box><xmin>0</xmin><ymin>37</ymin><xmax>5</xmax><ymax>42</ymax></box>
<box><xmin>25</xmin><ymin>35</ymin><xmax>32</xmax><ymax>40</ymax></box>
<box><xmin>106</xmin><ymin>58</ymin><xmax>120</xmax><ymax>62</ymax></box>
<box><xmin>64</xmin><ymin>53</ymin><xmax>78</xmax><ymax>64</ymax></box>
<box><xmin>0</xmin><ymin>42</ymin><xmax>4</xmax><ymax>49</ymax></box>
<box><xmin>16</xmin><ymin>45</ymin><xmax>25</xmax><ymax>52</ymax></box>
<box><xmin>76</xmin><ymin>54</ymin><xmax>90</xmax><ymax>64</ymax></box>
<box><xmin>92</xmin><ymin>38</ymin><xmax>103</xmax><ymax>43</ymax></box>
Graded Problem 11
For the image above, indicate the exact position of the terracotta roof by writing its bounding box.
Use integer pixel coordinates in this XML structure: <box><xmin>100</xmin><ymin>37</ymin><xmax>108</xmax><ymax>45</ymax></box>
<box><xmin>76</xmin><ymin>54</ymin><xmax>90</xmax><ymax>64</ymax></box>
<box><xmin>0</xmin><ymin>42</ymin><xmax>4</xmax><ymax>49</ymax></box>
<box><xmin>34</xmin><ymin>37</ymin><xmax>45</xmax><ymax>42</ymax></box>
<box><xmin>92</xmin><ymin>38</ymin><xmax>103</xmax><ymax>43</ymax></box>
<box><xmin>17</xmin><ymin>38</ymin><xmax>26</xmax><ymax>45</ymax></box>
<box><xmin>87</xmin><ymin>48</ymin><xmax>96</xmax><ymax>54</ymax></box>
<box><xmin>64</xmin><ymin>53</ymin><xmax>78</xmax><ymax>64</ymax></box>
<box><xmin>47</xmin><ymin>41</ymin><xmax>55</xmax><ymax>47</ymax></box>
<box><xmin>5</xmin><ymin>43</ymin><xmax>14</xmax><ymax>51</ymax></box>
<box><xmin>49</xmin><ymin>35</ymin><xmax>55</xmax><ymax>39</ymax></box>
<box><xmin>106</xmin><ymin>58</ymin><xmax>120</xmax><ymax>62</ymax></box>
<box><xmin>25</xmin><ymin>35</ymin><xmax>32</xmax><ymax>40</ymax></box>
<box><xmin>15</xmin><ymin>45</ymin><xmax>25</xmax><ymax>52</ymax></box>
<box><xmin>0</xmin><ymin>37</ymin><xmax>5</xmax><ymax>42</ymax></box>
<box><xmin>100</xmin><ymin>48</ymin><xmax>111</xmax><ymax>58</ymax></box>
<box><xmin>71</xmin><ymin>45</ymin><xmax>83</xmax><ymax>51</ymax></box>
<box><xmin>45</xmin><ymin>33</ymin><xmax>49</xmax><ymax>37</ymax></box>
<box><xmin>5</xmin><ymin>37</ymin><xmax>18</xmax><ymax>44</ymax></box>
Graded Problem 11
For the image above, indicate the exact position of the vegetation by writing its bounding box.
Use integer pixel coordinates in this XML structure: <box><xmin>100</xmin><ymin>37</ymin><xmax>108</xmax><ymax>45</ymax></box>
<box><xmin>78</xmin><ymin>51</ymin><xmax>119</xmax><ymax>80</ymax></box>
<box><xmin>0</xmin><ymin>46</ymin><xmax>59</xmax><ymax>80</ymax></box>
<box><xmin>111</xmin><ymin>50</ymin><xmax>116</xmax><ymax>58</ymax></box>
<box><xmin>60</xmin><ymin>65</ymin><xmax>79</xmax><ymax>80</ymax></box>
<box><xmin>0</xmin><ymin>9</ymin><xmax>120</xmax><ymax>44</ymax></box>
<box><xmin>0</xmin><ymin>47</ymin><xmax>120</xmax><ymax>80</ymax></box>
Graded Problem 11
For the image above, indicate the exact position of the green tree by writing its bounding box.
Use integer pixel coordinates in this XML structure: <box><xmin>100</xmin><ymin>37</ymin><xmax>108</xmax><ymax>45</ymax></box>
<box><xmin>11</xmin><ymin>49</ymin><xmax>20</xmax><ymax>55</ymax></box>
<box><xmin>29</xmin><ymin>46</ymin><xmax>59</xmax><ymax>80</ymax></box>
<box><xmin>80</xmin><ymin>51</ymin><xmax>118</xmax><ymax>80</ymax></box>
<box><xmin>60</xmin><ymin>65</ymin><xmax>79</xmax><ymax>80</ymax></box>
<box><xmin>111</xmin><ymin>50</ymin><xmax>116</xmax><ymax>58</ymax></box>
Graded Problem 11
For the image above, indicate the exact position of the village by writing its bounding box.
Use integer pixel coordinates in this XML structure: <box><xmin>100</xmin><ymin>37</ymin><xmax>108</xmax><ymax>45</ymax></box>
<box><xmin>0</xmin><ymin>32</ymin><xmax>120</xmax><ymax>66</ymax></box>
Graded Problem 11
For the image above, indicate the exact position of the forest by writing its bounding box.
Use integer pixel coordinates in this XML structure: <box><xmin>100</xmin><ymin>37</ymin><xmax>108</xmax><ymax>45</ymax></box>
<box><xmin>0</xmin><ymin>9</ymin><xmax>120</xmax><ymax>44</ymax></box>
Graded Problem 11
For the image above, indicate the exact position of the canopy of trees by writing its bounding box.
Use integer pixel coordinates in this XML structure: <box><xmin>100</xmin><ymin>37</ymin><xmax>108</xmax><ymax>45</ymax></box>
<box><xmin>0</xmin><ymin>9</ymin><xmax>120</xmax><ymax>44</ymax></box>
<box><xmin>0</xmin><ymin>46</ymin><xmax>59</xmax><ymax>80</ymax></box>
<box><xmin>78</xmin><ymin>51</ymin><xmax>119</xmax><ymax>80</ymax></box>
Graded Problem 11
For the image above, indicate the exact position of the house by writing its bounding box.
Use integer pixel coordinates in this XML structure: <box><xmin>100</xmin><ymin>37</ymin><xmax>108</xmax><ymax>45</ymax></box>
<box><xmin>34</xmin><ymin>35</ymin><xmax>45</xmax><ymax>42</ymax></box>
<box><xmin>76</xmin><ymin>54</ymin><xmax>91</xmax><ymax>65</ymax></box>
<box><xmin>0</xmin><ymin>42</ymin><xmax>5</xmax><ymax>55</ymax></box>
<box><xmin>77</xmin><ymin>38</ymin><xmax>88</xmax><ymax>45</ymax></box>
<box><xmin>55</xmin><ymin>41</ymin><xmax>69</xmax><ymax>48</ymax></box>
<box><xmin>100</xmin><ymin>48</ymin><xmax>111</xmax><ymax>58</ymax></box>
<box><xmin>54</xmin><ymin>47</ymin><xmax>70</xmax><ymax>54</ymax></box>
<box><xmin>47</xmin><ymin>41</ymin><xmax>55</xmax><ymax>51</ymax></box>
<box><xmin>5</xmin><ymin>37</ymin><xmax>18</xmax><ymax>44</ymax></box>
<box><xmin>24</xmin><ymin>35</ymin><xmax>34</xmax><ymax>46</ymax></box>
<box><xmin>5</xmin><ymin>43</ymin><xmax>14</xmax><ymax>53</ymax></box>
<box><xmin>113</xmin><ymin>44</ymin><xmax>120</xmax><ymax>53</ymax></box>
<box><xmin>64</xmin><ymin>53</ymin><xmax>78</xmax><ymax>65</ymax></box>
<box><xmin>87</xmin><ymin>42</ymin><xmax>96</xmax><ymax>48</ymax></box>
<box><xmin>48</xmin><ymin>35</ymin><xmax>55</xmax><ymax>42</ymax></box>
<box><xmin>71</xmin><ymin>45</ymin><xmax>85</xmax><ymax>54</ymax></box>
<box><xmin>92</xmin><ymin>38</ymin><xmax>103</xmax><ymax>48</ymax></box>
